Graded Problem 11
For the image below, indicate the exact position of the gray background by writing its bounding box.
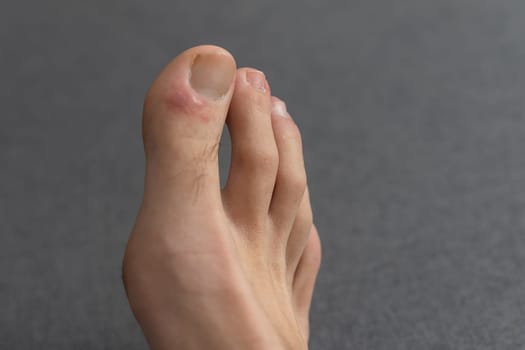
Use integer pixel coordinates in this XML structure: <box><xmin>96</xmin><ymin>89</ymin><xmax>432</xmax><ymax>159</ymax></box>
<box><xmin>1</xmin><ymin>0</ymin><xmax>525</xmax><ymax>349</ymax></box>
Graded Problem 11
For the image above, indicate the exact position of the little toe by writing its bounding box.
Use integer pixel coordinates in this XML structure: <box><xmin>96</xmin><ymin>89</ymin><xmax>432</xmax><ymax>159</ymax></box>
<box><xmin>223</xmin><ymin>68</ymin><xmax>278</xmax><ymax>225</ymax></box>
<box><xmin>141</xmin><ymin>45</ymin><xmax>236</xmax><ymax>209</ymax></box>
<box><xmin>286</xmin><ymin>187</ymin><xmax>314</xmax><ymax>277</ymax></box>
<box><xmin>292</xmin><ymin>225</ymin><xmax>322</xmax><ymax>339</ymax></box>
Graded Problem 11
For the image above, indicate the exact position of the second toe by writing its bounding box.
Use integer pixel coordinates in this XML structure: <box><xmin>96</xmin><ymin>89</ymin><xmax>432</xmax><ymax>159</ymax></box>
<box><xmin>223</xmin><ymin>68</ymin><xmax>278</xmax><ymax>227</ymax></box>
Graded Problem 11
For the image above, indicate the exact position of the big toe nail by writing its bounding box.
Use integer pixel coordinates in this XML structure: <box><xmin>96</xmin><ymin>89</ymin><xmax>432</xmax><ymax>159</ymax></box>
<box><xmin>190</xmin><ymin>52</ymin><xmax>236</xmax><ymax>100</ymax></box>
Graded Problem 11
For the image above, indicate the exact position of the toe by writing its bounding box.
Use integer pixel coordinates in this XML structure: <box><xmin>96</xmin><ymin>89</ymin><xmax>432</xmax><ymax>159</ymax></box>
<box><xmin>222</xmin><ymin>68</ymin><xmax>278</xmax><ymax>224</ymax></box>
<box><xmin>268</xmin><ymin>96</ymin><xmax>312</xmax><ymax>271</ymax></box>
<box><xmin>268</xmin><ymin>97</ymin><xmax>307</xmax><ymax>232</ymax></box>
<box><xmin>292</xmin><ymin>225</ymin><xmax>322</xmax><ymax>339</ymax></box>
<box><xmin>286</xmin><ymin>187</ymin><xmax>314</xmax><ymax>276</ymax></box>
<box><xmin>141</xmin><ymin>45</ymin><xmax>236</xmax><ymax>208</ymax></box>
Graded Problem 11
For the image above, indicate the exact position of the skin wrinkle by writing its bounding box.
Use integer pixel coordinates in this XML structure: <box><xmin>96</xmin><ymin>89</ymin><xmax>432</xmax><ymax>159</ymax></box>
<box><xmin>191</xmin><ymin>172</ymin><xmax>207</xmax><ymax>206</ymax></box>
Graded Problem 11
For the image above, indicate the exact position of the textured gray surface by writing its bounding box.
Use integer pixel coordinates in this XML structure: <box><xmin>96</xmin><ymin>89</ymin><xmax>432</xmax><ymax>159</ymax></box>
<box><xmin>2</xmin><ymin>0</ymin><xmax>525</xmax><ymax>349</ymax></box>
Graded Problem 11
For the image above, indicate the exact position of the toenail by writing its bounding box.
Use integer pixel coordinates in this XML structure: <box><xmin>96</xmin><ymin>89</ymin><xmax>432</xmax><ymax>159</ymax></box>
<box><xmin>245</xmin><ymin>69</ymin><xmax>268</xmax><ymax>93</ymax></box>
<box><xmin>272</xmin><ymin>97</ymin><xmax>290</xmax><ymax>118</ymax></box>
<box><xmin>190</xmin><ymin>52</ymin><xmax>235</xmax><ymax>100</ymax></box>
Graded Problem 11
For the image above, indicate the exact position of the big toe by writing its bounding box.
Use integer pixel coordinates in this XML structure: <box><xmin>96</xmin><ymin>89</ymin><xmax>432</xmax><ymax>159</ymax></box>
<box><xmin>141</xmin><ymin>45</ymin><xmax>236</xmax><ymax>208</ymax></box>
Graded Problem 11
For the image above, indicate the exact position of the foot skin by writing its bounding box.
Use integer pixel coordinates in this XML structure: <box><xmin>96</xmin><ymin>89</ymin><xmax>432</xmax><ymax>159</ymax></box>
<box><xmin>122</xmin><ymin>45</ymin><xmax>321</xmax><ymax>350</ymax></box>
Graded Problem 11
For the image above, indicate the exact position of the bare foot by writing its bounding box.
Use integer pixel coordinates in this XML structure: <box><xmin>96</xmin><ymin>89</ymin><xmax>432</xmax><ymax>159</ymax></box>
<box><xmin>122</xmin><ymin>45</ymin><xmax>321</xmax><ymax>350</ymax></box>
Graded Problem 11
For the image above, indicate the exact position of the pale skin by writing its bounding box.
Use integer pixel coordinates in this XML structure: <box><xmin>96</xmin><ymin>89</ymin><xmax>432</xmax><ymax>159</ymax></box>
<box><xmin>122</xmin><ymin>45</ymin><xmax>321</xmax><ymax>350</ymax></box>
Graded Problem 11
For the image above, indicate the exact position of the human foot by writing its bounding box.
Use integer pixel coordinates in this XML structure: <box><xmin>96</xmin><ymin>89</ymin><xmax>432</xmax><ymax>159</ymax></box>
<box><xmin>122</xmin><ymin>45</ymin><xmax>321</xmax><ymax>350</ymax></box>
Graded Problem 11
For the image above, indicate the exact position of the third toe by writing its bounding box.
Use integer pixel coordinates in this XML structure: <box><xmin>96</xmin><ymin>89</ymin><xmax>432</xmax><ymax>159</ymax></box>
<box><xmin>268</xmin><ymin>97</ymin><xmax>307</xmax><ymax>232</ymax></box>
